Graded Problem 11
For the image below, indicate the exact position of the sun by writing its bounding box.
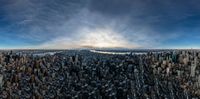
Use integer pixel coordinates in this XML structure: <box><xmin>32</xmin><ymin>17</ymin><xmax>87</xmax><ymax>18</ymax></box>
<box><xmin>80</xmin><ymin>29</ymin><xmax>132</xmax><ymax>48</ymax></box>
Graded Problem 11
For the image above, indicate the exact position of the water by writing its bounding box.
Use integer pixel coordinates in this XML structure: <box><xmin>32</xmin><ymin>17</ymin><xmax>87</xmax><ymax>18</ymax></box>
<box><xmin>32</xmin><ymin>51</ymin><xmax>63</xmax><ymax>56</ymax></box>
<box><xmin>89</xmin><ymin>50</ymin><xmax>147</xmax><ymax>55</ymax></box>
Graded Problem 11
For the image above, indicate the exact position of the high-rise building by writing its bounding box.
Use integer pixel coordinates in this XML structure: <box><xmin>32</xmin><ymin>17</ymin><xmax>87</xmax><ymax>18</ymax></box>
<box><xmin>0</xmin><ymin>74</ymin><xmax>3</xmax><ymax>88</ymax></box>
<box><xmin>191</xmin><ymin>57</ymin><xmax>197</xmax><ymax>77</ymax></box>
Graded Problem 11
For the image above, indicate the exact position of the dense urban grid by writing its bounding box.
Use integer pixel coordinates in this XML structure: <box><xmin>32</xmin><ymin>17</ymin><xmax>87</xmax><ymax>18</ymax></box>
<box><xmin>0</xmin><ymin>50</ymin><xmax>200</xmax><ymax>98</ymax></box>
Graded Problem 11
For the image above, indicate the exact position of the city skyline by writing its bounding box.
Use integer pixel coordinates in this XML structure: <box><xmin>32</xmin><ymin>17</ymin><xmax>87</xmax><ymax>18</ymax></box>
<box><xmin>0</xmin><ymin>0</ymin><xmax>200</xmax><ymax>49</ymax></box>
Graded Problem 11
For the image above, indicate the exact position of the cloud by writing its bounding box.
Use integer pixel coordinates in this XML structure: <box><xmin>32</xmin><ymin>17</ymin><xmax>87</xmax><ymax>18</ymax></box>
<box><xmin>2</xmin><ymin>0</ymin><xmax>86</xmax><ymax>41</ymax></box>
<box><xmin>33</xmin><ymin>8</ymin><xmax>173</xmax><ymax>49</ymax></box>
<box><xmin>1</xmin><ymin>0</ymin><xmax>200</xmax><ymax>49</ymax></box>
<box><xmin>36</xmin><ymin>27</ymin><xmax>139</xmax><ymax>49</ymax></box>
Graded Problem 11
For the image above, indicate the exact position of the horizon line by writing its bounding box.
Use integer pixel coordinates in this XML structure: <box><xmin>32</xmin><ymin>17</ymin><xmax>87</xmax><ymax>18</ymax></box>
<box><xmin>0</xmin><ymin>48</ymin><xmax>200</xmax><ymax>51</ymax></box>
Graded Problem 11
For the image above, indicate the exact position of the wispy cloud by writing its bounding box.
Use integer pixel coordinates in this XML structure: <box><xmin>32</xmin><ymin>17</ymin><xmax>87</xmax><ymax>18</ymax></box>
<box><xmin>1</xmin><ymin>0</ymin><xmax>200</xmax><ymax>49</ymax></box>
<box><xmin>33</xmin><ymin>8</ymin><xmax>176</xmax><ymax>49</ymax></box>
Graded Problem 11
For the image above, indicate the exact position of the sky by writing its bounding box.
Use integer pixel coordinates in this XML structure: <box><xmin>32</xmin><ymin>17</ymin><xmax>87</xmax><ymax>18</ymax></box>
<box><xmin>0</xmin><ymin>0</ymin><xmax>200</xmax><ymax>49</ymax></box>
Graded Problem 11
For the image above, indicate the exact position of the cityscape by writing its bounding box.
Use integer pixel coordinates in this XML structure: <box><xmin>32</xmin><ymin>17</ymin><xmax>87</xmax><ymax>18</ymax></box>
<box><xmin>0</xmin><ymin>49</ymin><xmax>200</xmax><ymax>98</ymax></box>
<box><xmin>1</xmin><ymin>0</ymin><xmax>200</xmax><ymax>98</ymax></box>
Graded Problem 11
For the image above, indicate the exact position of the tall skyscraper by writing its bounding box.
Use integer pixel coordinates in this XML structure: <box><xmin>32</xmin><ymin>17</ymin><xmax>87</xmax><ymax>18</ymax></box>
<box><xmin>191</xmin><ymin>57</ymin><xmax>197</xmax><ymax>77</ymax></box>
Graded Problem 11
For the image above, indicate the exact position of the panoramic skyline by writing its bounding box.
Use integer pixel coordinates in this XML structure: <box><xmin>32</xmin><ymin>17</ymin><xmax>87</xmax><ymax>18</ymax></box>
<box><xmin>0</xmin><ymin>0</ymin><xmax>200</xmax><ymax>49</ymax></box>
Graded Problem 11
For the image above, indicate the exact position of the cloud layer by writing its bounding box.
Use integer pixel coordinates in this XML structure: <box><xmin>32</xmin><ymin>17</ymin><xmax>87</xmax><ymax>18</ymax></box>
<box><xmin>1</xmin><ymin>0</ymin><xmax>200</xmax><ymax>49</ymax></box>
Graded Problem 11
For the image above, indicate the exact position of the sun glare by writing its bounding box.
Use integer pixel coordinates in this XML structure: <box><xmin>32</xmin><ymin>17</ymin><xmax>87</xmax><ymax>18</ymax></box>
<box><xmin>80</xmin><ymin>29</ymin><xmax>131</xmax><ymax>48</ymax></box>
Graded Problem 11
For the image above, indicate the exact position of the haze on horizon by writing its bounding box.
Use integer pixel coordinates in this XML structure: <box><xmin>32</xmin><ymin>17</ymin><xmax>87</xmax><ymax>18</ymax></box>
<box><xmin>0</xmin><ymin>0</ymin><xmax>200</xmax><ymax>49</ymax></box>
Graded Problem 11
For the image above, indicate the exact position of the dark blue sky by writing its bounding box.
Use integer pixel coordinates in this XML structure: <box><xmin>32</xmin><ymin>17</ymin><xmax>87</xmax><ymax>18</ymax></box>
<box><xmin>0</xmin><ymin>0</ymin><xmax>200</xmax><ymax>49</ymax></box>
